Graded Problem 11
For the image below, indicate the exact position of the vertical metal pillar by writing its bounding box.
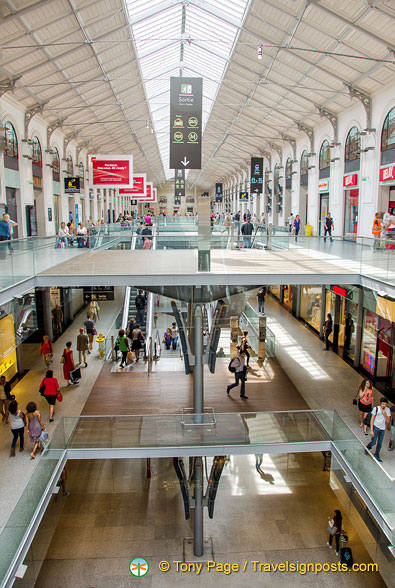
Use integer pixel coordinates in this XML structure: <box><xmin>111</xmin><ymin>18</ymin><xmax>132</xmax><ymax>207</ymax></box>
<box><xmin>197</xmin><ymin>192</ymin><xmax>211</xmax><ymax>271</ymax></box>
<box><xmin>193</xmin><ymin>456</ymin><xmax>204</xmax><ymax>557</ymax></box>
<box><xmin>320</xmin><ymin>286</ymin><xmax>326</xmax><ymax>339</ymax></box>
<box><xmin>193</xmin><ymin>305</ymin><xmax>203</xmax><ymax>417</ymax></box>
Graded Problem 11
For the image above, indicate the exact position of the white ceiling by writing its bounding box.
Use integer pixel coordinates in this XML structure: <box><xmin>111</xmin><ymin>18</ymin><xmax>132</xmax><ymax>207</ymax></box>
<box><xmin>1</xmin><ymin>0</ymin><xmax>395</xmax><ymax>188</ymax></box>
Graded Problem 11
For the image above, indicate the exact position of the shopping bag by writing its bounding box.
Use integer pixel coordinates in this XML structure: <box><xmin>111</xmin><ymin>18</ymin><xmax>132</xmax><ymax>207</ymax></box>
<box><xmin>56</xmin><ymin>392</ymin><xmax>63</xmax><ymax>402</ymax></box>
<box><xmin>70</xmin><ymin>367</ymin><xmax>81</xmax><ymax>381</ymax></box>
<box><xmin>39</xmin><ymin>431</ymin><xmax>49</xmax><ymax>449</ymax></box>
<box><xmin>127</xmin><ymin>350</ymin><xmax>135</xmax><ymax>362</ymax></box>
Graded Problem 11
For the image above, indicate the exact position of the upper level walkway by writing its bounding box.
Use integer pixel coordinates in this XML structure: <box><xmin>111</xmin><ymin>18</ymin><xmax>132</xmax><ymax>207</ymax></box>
<box><xmin>2</xmin><ymin>223</ymin><xmax>395</xmax><ymax>302</ymax></box>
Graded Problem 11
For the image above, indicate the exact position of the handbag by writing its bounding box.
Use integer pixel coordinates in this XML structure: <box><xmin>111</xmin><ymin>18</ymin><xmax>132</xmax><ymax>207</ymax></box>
<box><xmin>60</xmin><ymin>354</ymin><xmax>65</xmax><ymax>364</ymax></box>
<box><xmin>39</xmin><ymin>383</ymin><xmax>45</xmax><ymax>396</ymax></box>
<box><xmin>363</xmin><ymin>412</ymin><xmax>372</xmax><ymax>427</ymax></box>
<box><xmin>352</xmin><ymin>393</ymin><xmax>359</xmax><ymax>406</ymax></box>
<box><xmin>56</xmin><ymin>391</ymin><xmax>63</xmax><ymax>402</ymax></box>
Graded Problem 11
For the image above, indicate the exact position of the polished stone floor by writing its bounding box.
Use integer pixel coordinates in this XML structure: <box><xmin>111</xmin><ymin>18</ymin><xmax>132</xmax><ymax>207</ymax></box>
<box><xmin>25</xmin><ymin>454</ymin><xmax>385</xmax><ymax>588</ymax></box>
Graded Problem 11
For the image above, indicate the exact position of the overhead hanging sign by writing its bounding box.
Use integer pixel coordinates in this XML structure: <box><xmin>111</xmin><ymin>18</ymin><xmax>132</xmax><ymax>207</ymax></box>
<box><xmin>239</xmin><ymin>191</ymin><xmax>249</xmax><ymax>201</ymax></box>
<box><xmin>118</xmin><ymin>173</ymin><xmax>146</xmax><ymax>196</ymax></box>
<box><xmin>215</xmin><ymin>183</ymin><xmax>223</xmax><ymax>202</ymax></box>
<box><xmin>175</xmin><ymin>169</ymin><xmax>185</xmax><ymax>197</ymax></box>
<box><xmin>64</xmin><ymin>177</ymin><xmax>80</xmax><ymax>194</ymax></box>
<box><xmin>170</xmin><ymin>77</ymin><xmax>202</xmax><ymax>170</ymax></box>
<box><xmin>90</xmin><ymin>155</ymin><xmax>133</xmax><ymax>188</ymax></box>
<box><xmin>250</xmin><ymin>157</ymin><xmax>263</xmax><ymax>193</ymax></box>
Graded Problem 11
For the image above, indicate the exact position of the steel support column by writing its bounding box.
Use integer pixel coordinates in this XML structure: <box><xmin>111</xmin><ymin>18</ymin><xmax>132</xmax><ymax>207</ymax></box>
<box><xmin>193</xmin><ymin>456</ymin><xmax>204</xmax><ymax>557</ymax></box>
<box><xmin>193</xmin><ymin>305</ymin><xmax>204</xmax><ymax>417</ymax></box>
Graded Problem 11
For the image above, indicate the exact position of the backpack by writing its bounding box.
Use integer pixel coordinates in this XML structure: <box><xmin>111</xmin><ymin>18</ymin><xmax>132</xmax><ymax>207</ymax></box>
<box><xmin>228</xmin><ymin>359</ymin><xmax>237</xmax><ymax>373</ymax></box>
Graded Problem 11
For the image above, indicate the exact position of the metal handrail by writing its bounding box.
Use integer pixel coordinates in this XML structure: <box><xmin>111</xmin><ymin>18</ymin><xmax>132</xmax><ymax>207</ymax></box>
<box><xmin>121</xmin><ymin>286</ymin><xmax>131</xmax><ymax>331</ymax></box>
<box><xmin>144</xmin><ymin>292</ymin><xmax>154</xmax><ymax>364</ymax></box>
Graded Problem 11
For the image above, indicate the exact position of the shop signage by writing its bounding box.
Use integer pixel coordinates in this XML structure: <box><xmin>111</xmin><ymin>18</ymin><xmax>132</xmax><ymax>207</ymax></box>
<box><xmin>170</xmin><ymin>77</ymin><xmax>202</xmax><ymax>170</ymax></box>
<box><xmin>215</xmin><ymin>183</ymin><xmax>223</xmax><ymax>202</ymax></box>
<box><xmin>318</xmin><ymin>179</ymin><xmax>330</xmax><ymax>192</ymax></box>
<box><xmin>250</xmin><ymin>157</ymin><xmax>263</xmax><ymax>193</ymax></box>
<box><xmin>83</xmin><ymin>287</ymin><xmax>115</xmax><ymax>302</ymax></box>
<box><xmin>379</xmin><ymin>165</ymin><xmax>395</xmax><ymax>183</ymax></box>
<box><xmin>343</xmin><ymin>173</ymin><xmax>358</xmax><ymax>188</ymax></box>
<box><xmin>376</xmin><ymin>295</ymin><xmax>395</xmax><ymax>322</ymax></box>
<box><xmin>90</xmin><ymin>155</ymin><xmax>133</xmax><ymax>188</ymax></box>
<box><xmin>64</xmin><ymin>177</ymin><xmax>80</xmax><ymax>194</ymax></box>
<box><xmin>239</xmin><ymin>191</ymin><xmax>249</xmax><ymax>201</ymax></box>
<box><xmin>333</xmin><ymin>286</ymin><xmax>348</xmax><ymax>297</ymax></box>
<box><xmin>175</xmin><ymin>169</ymin><xmax>185</xmax><ymax>197</ymax></box>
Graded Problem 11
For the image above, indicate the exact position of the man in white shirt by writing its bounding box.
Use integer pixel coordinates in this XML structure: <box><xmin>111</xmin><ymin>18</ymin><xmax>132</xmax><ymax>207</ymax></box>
<box><xmin>288</xmin><ymin>213</ymin><xmax>294</xmax><ymax>232</ymax></box>
<box><xmin>77</xmin><ymin>222</ymin><xmax>88</xmax><ymax>247</ymax></box>
<box><xmin>366</xmin><ymin>397</ymin><xmax>391</xmax><ymax>462</ymax></box>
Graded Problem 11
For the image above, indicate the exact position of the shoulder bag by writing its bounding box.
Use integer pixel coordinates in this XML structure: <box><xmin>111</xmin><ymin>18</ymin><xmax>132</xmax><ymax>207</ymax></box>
<box><xmin>60</xmin><ymin>354</ymin><xmax>65</xmax><ymax>364</ymax></box>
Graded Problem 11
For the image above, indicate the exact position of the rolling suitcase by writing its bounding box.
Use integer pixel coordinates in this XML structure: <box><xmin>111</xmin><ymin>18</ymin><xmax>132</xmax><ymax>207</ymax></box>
<box><xmin>340</xmin><ymin>546</ymin><xmax>353</xmax><ymax>568</ymax></box>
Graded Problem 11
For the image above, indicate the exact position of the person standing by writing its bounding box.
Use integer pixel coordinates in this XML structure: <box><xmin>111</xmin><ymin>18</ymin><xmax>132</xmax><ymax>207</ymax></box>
<box><xmin>344</xmin><ymin>313</ymin><xmax>354</xmax><ymax>351</ymax></box>
<box><xmin>84</xmin><ymin>314</ymin><xmax>95</xmax><ymax>351</ymax></box>
<box><xmin>171</xmin><ymin>322</ymin><xmax>179</xmax><ymax>350</ymax></box>
<box><xmin>241</xmin><ymin>218</ymin><xmax>253</xmax><ymax>248</ymax></box>
<box><xmin>227</xmin><ymin>351</ymin><xmax>248</xmax><ymax>399</ymax></box>
<box><xmin>366</xmin><ymin>397</ymin><xmax>391</xmax><ymax>462</ymax></box>
<box><xmin>323</xmin><ymin>313</ymin><xmax>333</xmax><ymax>351</ymax></box>
<box><xmin>388</xmin><ymin>404</ymin><xmax>395</xmax><ymax>451</ymax></box>
<box><xmin>117</xmin><ymin>329</ymin><xmax>129</xmax><ymax>368</ymax></box>
<box><xmin>287</xmin><ymin>213</ymin><xmax>294</xmax><ymax>233</ymax></box>
<box><xmin>257</xmin><ymin>287</ymin><xmax>267</xmax><ymax>315</ymax></box>
<box><xmin>357</xmin><ymin>379</ymin><xmax>373</xmax><ymax>434</ymax></box>
<box><xmin>8</xmin><ymin>400</ymin><xmax>26</xmax><ymax>456</ymax></box>
<box><xmin>77</xmin><ymin>327</ymin><xmax>89</xmax><ymax>367</ymax></box>
<box><xmin>324</xmin><ymin>213</ymin><xmax>334</xmax><ymax>243</ymax></box>
<box><xmin>53</xmin><ymin>304</ymin><xmax>63</xmax><ymax>336</ymax></box>
<box><xmin>131</xmin><ymin>324</ymin><xmax>144</xmax><ymax>361</ymax></box>
<box><xmin>293</xmin><ymin>215</ymin><xmax>301</xmax><ymax>241</ymax></box>
<box><xmin>135</xmin><ymin>290</ymin><xmax>146</xmax><ymax>325</ymax></box>
<box><xmin>25</xmin><ymin>401</ymin><xmax>45</xmax><ymax>459</ymax></box>
<box><xmin>136</xmin><ymin>221</ymin><xmax>144</xmax><ymax>248</ymax></box>
<box><xmin>234</xmin><ymin>211</ymin><xmax>241</xmax><ymax>235</ymax></box>
<box><xmin>327</xmin><ymin>509</ymin><xmax>342</xmax><ymax>556</ymax></box>
<box><xmin>40</xmin><ymin>369</ymin><xmax>60</xmax><ymax>422</ymax></box>
<box><xmin>62</xmin><ymin>341</ymin><xmax>76</xmax><ymax>386</ymax></box>
<box><xmin>39</xmin><ymin>335</ymin><xmax>53</xmax><ymax>368</ymax></box>
<box><xmin>89</xmin><ymin>297</ymin><xmax>99</xmax><ymax>321</ymax></box>
<box><xmin>0</xmin><ymin>375</ymin><xmax>13</xmax><ymax>424</ymax></box>
<box><xmin>0</xmin><ymin>213</ymin><xmax>11</xmax><ymax>259</ymax></box>
<box><xmin>372</xmin><ymin>212</ymin><xmax>381</xmax><ymax>249</ymax></box>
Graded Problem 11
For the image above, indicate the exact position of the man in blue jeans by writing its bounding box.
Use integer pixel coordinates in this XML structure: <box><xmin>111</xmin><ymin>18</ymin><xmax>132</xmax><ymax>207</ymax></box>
<box><xmin>366</xmin><ymin>397</ymin><xmax>391</xmax><ymax>462</ymax></box>
<box><xmin>241</xmin><ymin>219</ymin><xmax>253</xmax><ymax>248</ymax></box>
<box><xmin>227</xmin><ymin>351</ymin><xmax>248</xmax><ymax>399</ymax></box>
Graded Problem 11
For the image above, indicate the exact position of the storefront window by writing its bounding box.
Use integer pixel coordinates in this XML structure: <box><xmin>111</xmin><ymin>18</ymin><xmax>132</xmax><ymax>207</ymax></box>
<box><xmin>345</xmin><ymin>126</ymin><xmax>360</xmax><ymax>163</ymax></box>
<box><xmin>344</xmin><ymin>189</ymin><xmax>359</xmax><ymax>238</ymax></box>
<box><xmin>282</xmin><ymin>285</ymin><xmax>292</xmax><ymax>310</ymax></box>
<box><xmin>325</xmin><ymin>290</ymin><xmax>336</xmax><ymax>342</ymax></box>
<box><xmin>361</xmin><ymin>310</ymin><xmax>378</xmax><ymax>376</ymax></box>
<box><xmin>300</xmin><ymin>285</ymin><xmax>321</xmax><ymax>331</ymax></box>
<box><xmin>319</xmin><ymin>140</ymin><xmax>330</xmax><ymax>174</ymax></box>
<box><xmin>4</xmin><ymin>122</ymin><xmax>18</xmax><ymax>159</ymax></box>
<box><xmin>343</xmin><ymin>300</ymin><xmax>358</xmax><ymax>361</ymax></box>
<box><xmin>269</xmin><ymin>285</ymin><xmax>281</xmax><ymax>299</ymax></box>
<box><xmin>360</xmin><ymin>310</ymin><xmax>393</xmax><ymax>379</ymax></box>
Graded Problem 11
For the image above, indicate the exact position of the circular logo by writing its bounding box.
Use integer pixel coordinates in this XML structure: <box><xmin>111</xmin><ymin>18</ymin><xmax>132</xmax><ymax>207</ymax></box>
<box><xmin>188</xmin><ymin>131</ymin><xmax>198</xmax><ymax>142</ymax></box>
<box><xmin>188</xmin><ymin>116</ymin><xmax>198</xmax><ymax>127</ymax></box>
<box><xmin>174</xmin><ymin>131</ymin><xmax>183</xmax><ymax>142</ymax></box>
<box><xmin>129</xmin><ymin>557</ymin><xmax>149</xmax><ymax>577</ymax></box>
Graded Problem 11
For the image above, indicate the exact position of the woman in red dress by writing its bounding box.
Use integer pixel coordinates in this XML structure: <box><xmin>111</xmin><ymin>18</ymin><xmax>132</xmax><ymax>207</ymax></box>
<box><xmin>62</xmin><ymin>341</ymin><xmax>75</xmax><ymax>385</ymax></box>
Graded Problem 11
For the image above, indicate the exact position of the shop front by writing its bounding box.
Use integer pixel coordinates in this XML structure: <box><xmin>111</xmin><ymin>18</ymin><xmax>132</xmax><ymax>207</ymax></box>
<box><xmin>378</xmin><ymin>164</ymin><xmax>395</xmax><ymax>214</ymax></box>
<box><xmin>343</xmin><ymin>173</ymin><xmax>359</xmax><ymax>239</ymax></box>
<box><xmin>300</xmin><ymin>285</ymin><xmax>322</xmax><ymax>331</ymax></box>
<box><xmin>318</xmin><ymin>179</ymin><xmax>329</xmax><ymax>236</ymax></box>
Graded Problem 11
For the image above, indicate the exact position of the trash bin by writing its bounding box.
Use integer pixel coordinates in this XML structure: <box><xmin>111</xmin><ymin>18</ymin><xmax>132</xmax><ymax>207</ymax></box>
<box><xmin>306</xmin><ymin>222</ymin><xmax>312</xmax><ymax>236</ymax></box>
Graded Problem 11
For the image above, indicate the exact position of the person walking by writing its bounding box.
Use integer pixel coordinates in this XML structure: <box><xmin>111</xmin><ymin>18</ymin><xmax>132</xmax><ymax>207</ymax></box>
<box><xmin>84</xmin><ymin>314</ymin><xmax>95</xmax><ymax>351</ymax></box>
<box><xmin>366</xmin><ymin>397</ymin><xmax>391</xmax><ymax>462</ymax></box>
<box><xmin>257</xmin><ymin>286</ymin><xmax>267</xmax><ymax>315</ymax></box>
<box><xmin>293</xmin><ymin>215</ymin><xmax>301</xmax><ymax>241</ymax></box>
<box><xmin>239</xmin><ymin>330</ymin><xmax>250</xmax><ymax>368</ymax></box>
<box><xmin>117</xmin><ymin>329</ymin><xmax>130</xmax><ymax>368</ymax></box>
<box><xmin>40</xmin><ymin>369</ymin><xmax>60</xmax><ymax>422</ymax></box>
<box><xmin>143</xmin><ymin>237</ymin><xmax>153</xmax><ymax>249</ymax></box>
<box><xmin>136</xmin><ymin>221</ymin><xmax>144</xmax><ymax>248</ymax></box>
<box><xmin>135</xmin><ymin>290</ymin><xmax>146</xmax><ymax>325</ymax></box>
<box><xmin>323</xmin><ymin>313</ymin><xmax>333</xmax><ymax>351</ymax></box>
<box><xmin>76</xmin><ymin>327</ymin><xmax>89</xmax><ymax>367</ymax></box>
<box><xmin>241</xmin><ymin>218</ymin><xmax>254</xmax><ymax>248</ymax></box>
<box><xmin>234</xmin><ymin>211</ymin><xmax>241</xmax><ymax>235</ymax></box>
<box><xmin>62</xmin><ymin>341</ymin><xmax>76</xmax><ymax>386</ymax></box>
<box><xmin>324</xmin><ymin>213</ymin><xmax>334</xmax><ymax>243</ymax></box>
<box><xmin>327</xmin><ymin>509</ymin><xmax>342</xmax><ymax>556</ymax></box>
<box><xmin>287</xmin><ymin>213</ymin><xmax>294</xmax><ymax>233</ymax></box>
<box><xmin>357</xmin><ymin>379</ymin><xmax>373</xmax><ymax>434</ymax></box>
<box><xmin>0</xmin><ymin>213</ymin><xmax>12</xmax><ymax>259</ymax></box>
<box><xmin>131</xmin><ymin>324</ymin><xmax>144</xmax><ymax>361</ymax></box>
<box><xmin>8</xmin><ymin>400</ymin><xmax>26</xmax><ymax>456</ymax></box>
<box><xmin>171</xmin><ymin>322</ymin><xmax>179</xmax><ymax>350</ymax></box>
<box><xmin>0</xmin><ymin>375</ymin><xmax>14</xmax><ymax>424</ymax></box>
<box><xmin>227</xmin><ymin>351</ymin><xmax>248</xmax><ymax>398</ymax></box>
<box><xmin>89</xmin><ymin>297</ymin><xmax>100</xmax><ymax>321</ymax></box>
<box><xmin>39</xmin><ymin>335</ymin><xmax>53</xmax><ymax>368</ymax></box>
<box><xmin>25</xmin><ymin>401</ymin><xmax>45</xmax><ymax>459</ymax></box>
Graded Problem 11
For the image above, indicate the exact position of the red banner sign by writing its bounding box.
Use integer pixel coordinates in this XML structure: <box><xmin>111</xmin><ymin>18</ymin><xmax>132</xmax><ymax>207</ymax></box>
<box><xmin>379</xmin><ymin>165</ymin><xmax>395</xmax><ymax>183</ymax></box>
<box><xmin>333</xmin><ymin>286</ymin><xmax>348</xmax><ymax>297</ymax></box>
<box><xmin>119</xmin><ymin>174</ymin><xmax>146</xmax><ymax>197</ymax></box>
<box><xmin>343</xmin><ymin>173</ymin><xmax>358</xmax><ymax>188</ymax></box>
<box><xmin>90</xmin><ymin>155</ymin><xmax>133</xmax><ymax>187</ymax></box>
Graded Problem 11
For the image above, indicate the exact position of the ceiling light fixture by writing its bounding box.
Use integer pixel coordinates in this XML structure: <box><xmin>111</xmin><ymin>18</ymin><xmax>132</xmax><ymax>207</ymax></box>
<box><xmin>257</xmin><ymin>45</ymin><xmax>263</xmax><ymax>59</ymax></box>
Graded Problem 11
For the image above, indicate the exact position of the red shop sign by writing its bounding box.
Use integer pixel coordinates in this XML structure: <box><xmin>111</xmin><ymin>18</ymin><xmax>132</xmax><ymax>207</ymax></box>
<box><xmin>333</xmin><ymin>286</ymin><xmax>348</xmax><ymax>297</ymax></box>
<box><xmin>379</xmin><ymin>165</ymin><xmax>395</xmax><ymax>183</ymax></box>
<box><xmin>343</xmin><ymin>174</ymin><xmax>358</xmax><ymax>188</ymax></box>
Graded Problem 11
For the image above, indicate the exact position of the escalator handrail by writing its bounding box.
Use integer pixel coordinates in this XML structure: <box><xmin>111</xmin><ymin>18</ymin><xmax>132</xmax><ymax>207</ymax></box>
<box><xmin>122</xmin><ymin>286</ymin><xmax>131</xmax><ymax>331</ymax></box>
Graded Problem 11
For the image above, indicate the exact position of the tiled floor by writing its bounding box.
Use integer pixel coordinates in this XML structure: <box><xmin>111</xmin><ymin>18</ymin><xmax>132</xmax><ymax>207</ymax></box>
<box><xmin>0</xmin><ymin>288</ymin><xmax>124</xmax><ymax>534</ymax></box>
<box><xmin>27</xmin><ymin>454</ymin><xmax>386</xmax><ymax>588</ymax></box>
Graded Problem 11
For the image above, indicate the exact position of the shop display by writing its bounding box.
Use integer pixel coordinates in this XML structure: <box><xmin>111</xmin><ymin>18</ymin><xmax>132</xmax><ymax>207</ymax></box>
<box><xmin>0</xmin><ymin>315</ymin><xmax>17</xmax><ymax>379</ymax></box>
<box><xmin>300</xmin><ymin>286</ymin><xmax>322</xmax><ymax>331</ymax></box>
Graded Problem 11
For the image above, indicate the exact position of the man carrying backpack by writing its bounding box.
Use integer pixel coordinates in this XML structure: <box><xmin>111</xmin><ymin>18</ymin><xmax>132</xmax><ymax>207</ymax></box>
<box><xmin>135</xmin><ymin>290</ymin><xmax>146</xmax><ymax>325</ymax></box>
<box><xmin>227</xmin><ymin>351</ymin><xmax>248</xmax><ymax>399</ymax></box>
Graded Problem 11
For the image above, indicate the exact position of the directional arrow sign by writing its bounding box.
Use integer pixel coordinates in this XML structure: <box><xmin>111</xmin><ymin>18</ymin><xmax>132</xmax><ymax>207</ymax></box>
<box><xmin>170</xmin><ymin>77</ymin><xmax>202</xmax><ymax>170</ymax></box>
<box><xmin>250</xmin><ymin>157</ymin><xmax>263</xmax><ymax>194</ymax></box>
<box><xmin>174</xmin><ymin>169</ymin><xmax>185</xmax><ymax>197</ymax></box>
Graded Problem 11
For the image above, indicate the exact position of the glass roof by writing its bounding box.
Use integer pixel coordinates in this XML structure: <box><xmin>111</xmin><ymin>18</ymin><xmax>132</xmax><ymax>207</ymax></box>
<box><xmin>126</xmin><ymin>0</ymin><xmax>250</xmax><ymax>178</ymax></box>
